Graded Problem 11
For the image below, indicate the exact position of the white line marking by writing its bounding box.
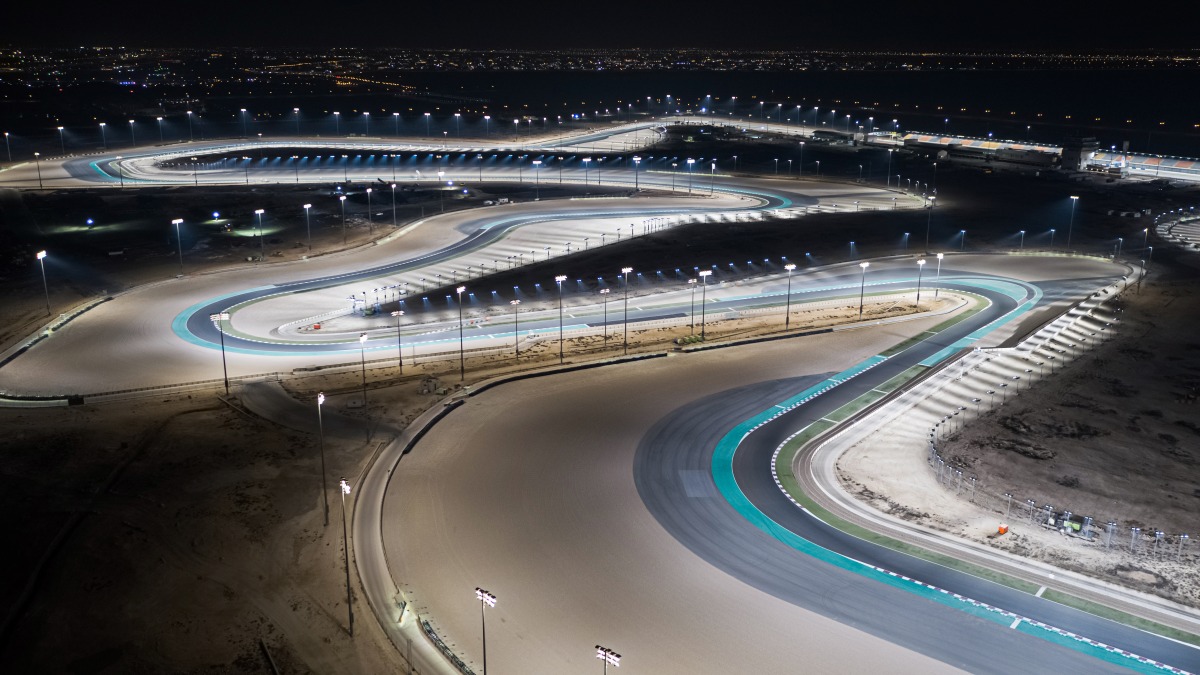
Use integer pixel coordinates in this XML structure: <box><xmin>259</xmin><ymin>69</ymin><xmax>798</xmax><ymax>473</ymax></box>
<box><xmin>1010</xmin><ymin>618</ymin><xmax>1023</xmax><ymax>629</ymax></box>
<box><xmin>1035</xmin><ymin>585</ymin><xmax>1047</xmax><ymax>598</ymax></box>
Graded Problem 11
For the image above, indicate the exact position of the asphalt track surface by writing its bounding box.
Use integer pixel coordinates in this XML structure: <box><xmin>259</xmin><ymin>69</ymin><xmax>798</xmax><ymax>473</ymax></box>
<box><xmin>385</xmin><ymin>265</ymin><xmax>1195</xmax><ymax>674</ymax></box>
<box><xmin>177</xmin><ymin>193</ymin><xmax>802</xmax><ymax>355</ymax></box>
<box><xmin>5</xmin><ymin>125</ymin><xmax>1194</xmax><ymax>672</ymax></box>
<box><xmin>636</xmin><ymin>279</ymin><xmax>1198</xmax><ymax>672</ymax></box>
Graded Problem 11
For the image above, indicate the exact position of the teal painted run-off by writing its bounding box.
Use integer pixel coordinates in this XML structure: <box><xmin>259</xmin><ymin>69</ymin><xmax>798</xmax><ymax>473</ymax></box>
<box><xmin>709</xmin><ymin>279</ymin><xmax>1171</xmax><ymax>673</ymax></box>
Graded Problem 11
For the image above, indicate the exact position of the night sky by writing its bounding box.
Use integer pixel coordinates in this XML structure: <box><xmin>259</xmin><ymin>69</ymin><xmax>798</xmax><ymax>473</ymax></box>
<box><xmin>2</xmin><ymin>0</ymin><xmax>1192</xmax><ymax>50</ymax></box>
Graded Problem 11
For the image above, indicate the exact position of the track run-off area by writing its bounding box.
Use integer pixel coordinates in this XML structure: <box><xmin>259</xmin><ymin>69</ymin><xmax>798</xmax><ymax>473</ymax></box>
<box><xmin>1</xmin><ymin>123</ymin><xmax>1194</xmax><ymax>674</ymax></box>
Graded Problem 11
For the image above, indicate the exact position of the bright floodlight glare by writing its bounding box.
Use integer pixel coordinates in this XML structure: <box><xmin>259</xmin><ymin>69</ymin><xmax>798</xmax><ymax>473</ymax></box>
<box><xmin>303</xmin><ymin>203</ymin><xmax>312</xmax><ymax>209</ymax></box>
<box><xmin>36</xmin><ymin>250</ymin><xmax>47</xmax><ymax>260</ymax></box>
<box><xmin>698</xmin><ymin>270</ymin><xmax>712</xmax><ymax>277</ymax></box>
<box><xmin>860</xmin><ymin>262</ymin><xmax>870</xmax><ymax>269</ymax></box>
<box><xmin>918</xmin><ymin>259</ymin><xmax>927</xmax><ymax>266</ymax></box>
<box><xmin>171</xmin><ymin>218</ymin><xmax>183</xmax><ymax>225</ymax></box>
<box><xmin>339</xmin><ymin>195</ymin><xmax>346</xmax><ymax>201</ymax></box>
<box><xmin>555</xmin><ymin>274</ymin><xmax>567</xmax><ymax>282</ymax></box>
<box><xmin>255</xmin><ymin>209</ymin><xmax>264</xmax><ymax>215</ymax></box>
<box><xmin>359</xmin><ymin>332</ymin><xmax>367</xmax><ymax>344</ymax></box>
<box><xmin>340</xmin><ymin>478</ymin><xmax>350</xmax><ymax>495</ymax></box>
<box><xmin>317</xmin><ymin>392</ymin><xmax>325</xmax><ymax>405</ymax></box>
<box><xmin>596</xmin><ymin>646</ymin><xmax>621</xmax><ymax>667</ymax></box>
<box><xmin>784</xmin><ymin>263</ymin><xmax>796</xmax><ymax>271</ymax></box>
<box><xmin>457</xmin><ymin>285</ymin><xmax>466</xmax><ymax>294</ymax></box>
<box><xmin>621</xmin><ymin>266</ymin><xmax>633</xmax><ymax>274</ymax></box>
<box><xmin>937</xmin><ymin>252</ymin><xmax>944</xmax><ymax>260</ymax></box>
<box><xmin>475</xmin><ymin>587</ymin><xmax>497</xmax><ymax>607</ymax></box>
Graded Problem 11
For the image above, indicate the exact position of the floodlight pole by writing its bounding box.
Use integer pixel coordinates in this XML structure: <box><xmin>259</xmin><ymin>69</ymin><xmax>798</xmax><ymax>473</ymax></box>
<box><xmin>172</xmin><ymin>218</ymin><xmax>185</xmax><ymax>274</ymax></box>
<box><xmin>556</xmin><ymin>275</ymin><xmax>568</xmax><ymax>363</ymax></box>
<box><xmin>475</xmin><ymin>588</ymin><xmax>496</xmax><ymax>674</ymax></box>
<box><xmin>36</xmin><ymin>250</ymin><xmax>50</xmax><ymax>316</ymax></box>
<box><xmin>316</xmin><ymin>393</ymin><xmax>330</xmax><ymax>526</ymax></box>
<box><xmin>210</xmin><ymin>312</ymin><xmax>231</xmax><ymax>396</ymax></box>
<box><xmin>339</xmin><ymin>477</ymin><xmax>354</xmax><ymax>636</ymax></box>
<box><xmin>621</xmin><ymin>267</ymin><xmax>633</xmax><ymax>354</ymax></box>
<box><xmin>510</xmin><ymin>299</ymin><xmax>521</xmax><ymax>359</ymax></box>
<box><xmin>783</xmin><ymin>263</ymin><xmax>796</xmax><ymax>330</ymax></box>
<box><xmin>915</xmin><ymin>259</ymin><xmax>926</xmax><ymax>311</ymax></box>
<box><xmin>858</xmin><ymin>262</ymin><xmax>870</xmax><ymax>319</ymax></box>
<box><xmin>698</xmin><ymin>269</ymin><xmax>712</xmax><ymax>339</ymax></box>
<box><xmin>457</xmin><ymin>286</ymin><xmax>467</xmax><ymax>380</ymax></box>
<box><xmin>392</xmin><ymin>311</ymin><xmax>405</xmax><ymax>375</ymax></box>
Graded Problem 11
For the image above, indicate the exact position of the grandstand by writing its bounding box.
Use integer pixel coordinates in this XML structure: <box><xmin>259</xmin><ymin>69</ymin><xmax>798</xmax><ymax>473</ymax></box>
<box><xmin>1090</xmin><ymin>151</ymin><xmax>1200</xmax><ymax>180</ymax></box>
<box><xmin>897</xmin><ymin>133</ymin><xmax>1061</xmax><ymax>169</ymax></box>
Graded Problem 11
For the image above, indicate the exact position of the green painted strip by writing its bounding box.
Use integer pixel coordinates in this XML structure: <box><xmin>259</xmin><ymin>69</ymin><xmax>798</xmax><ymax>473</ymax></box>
<box><xmin>709</xmin><ymin>277</ymin><xmax>1182</xmax><ymax>671</ymax></box>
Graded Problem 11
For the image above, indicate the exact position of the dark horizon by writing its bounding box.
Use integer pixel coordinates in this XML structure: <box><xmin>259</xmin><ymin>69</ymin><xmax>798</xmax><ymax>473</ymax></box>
<box><xmin>4</xmin><ymin>1</ymin><xmax>1196</xmax><ymax>51</ymax></box>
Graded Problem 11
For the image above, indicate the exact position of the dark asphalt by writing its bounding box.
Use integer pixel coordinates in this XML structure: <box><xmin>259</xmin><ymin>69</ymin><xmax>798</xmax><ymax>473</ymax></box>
<box><xmin>634</xmin><ymin>278</ymin><xmax>1198</xmax><ymax>673</ymax></box>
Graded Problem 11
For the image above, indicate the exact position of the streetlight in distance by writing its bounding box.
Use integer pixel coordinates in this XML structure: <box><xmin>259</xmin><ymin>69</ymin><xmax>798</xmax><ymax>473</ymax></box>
<box><xmin>392</xmin><ymin>310</ymin><xmax>405</xmax><ymax>375</ymax></box>
<box><xmin>783</xmin><ymin>263</ymin><xmax>796</xmax><ymax>330</ymax></box>
<box><xmin>857</xmin><ymin>262</ymin><xmax>871</xmax><ymax>320</ymax></box>
<box><xmin>303</xmin><ymin>203</ymin><xmax>313</xmax><ymax>253</ymax></box>
<box><xmin>621</xmin><ymin>267</ymin><xmax>633</xmax><ymax>354</ymax></box>
<box><xmin>316</xmin><ymin>393</ymin><xmax>330</xmax><ymax>526</ymax></box>
<box><xmin>533</xmin><ymin>160</ymin><xmax>542</xmax><ymax>199</ymax></box>
<box><xmin>1066</xmin><ymin>195</ymin><xmax>1079</xmax><ymax>251</ymax></box>
<box><xmin>934</xmin><ymin>253</ymin><xmax>944</xmax><ymax>298</ymax></box>
<box><xmin>555</xmin><ymin>274</ymin><xmax>568</xmax><ymax>364</ymax></box>
<box><xmin>457</xmin><ymin>286</ymin><xmax>467</xmax><ymax>380</ymax></box>
<box><xmin>339</xmin><ymin>195</ymin><xmax>347</xmax><ymax>245</ymax></box>
<box><xmin>33</xmin><ymin>152</ymin><xmax>43</xmax><ymax>189</ymax></box>
<box><xmin>687</xmin><ymin>278</ymin><xmax>697</xmax><ymax>334</ymax></box>
<box><xmin>254</xmin><ymin>209</ymin><xmax>265</xmax><ymax>261</ymax></box>
<box><xmin>365</xmin><ymin>188</ymin><xmax>373</xmax><ymax>233</ymax></box>
<box><xmin>698</xmin><ymin>269</ymin><xmax>713</xmax><ymax>339</ymax></box>
<box><xmin>915</xmin><ymin>259</ymin><xmax>927</xmax><ymax>311</ymax></box>
<box><xmin>510</xmin><ymin>299</ymin><xmax>521</xmax><ymax>359</ymax></box>
<box><xmin>1019</xmin><ymin>230</ymin><xmax>1026</xmax><ymax>251</ymax></box>
<box><xmin>36</xmin><ymin>250</ymin><xmax>50</xmax><ymax>316</ymax></box>
<box><xmin>924</xmin><ymin>196</ymin><xmax>936</xmax><ymax>252</ymax></box>
<box><xmin>210</xmin><ymin>311</ymin><xmax>231</xmax><ymax>395</ymax></box>
<box><xmin>475</xmin><ymin>588</ymin><xmax>496</xmax><ymax>675</ymax></box>
<box><xmin>358</xmin><ymin>333</ymin><xmax>369</xmax><ymax>405</ymax></box>
<box><xmin>338</xmin><ymin>477</ymin><xmax>354</xmax><ymax>636</ymax></box>
<box><xmin>599</xmin><ymin>288</ymin><xmax>611</xmax><ymax>343</ymax></box>
<box><xmin>596</xmin><ymin>645</ymin><xmax>621</xmax><ymax>674</ymax></box>
<box><xmin>171</xmin><ymin>218</ymin><xmax>185</xmax><ymax>274</ymax></box>
<box><xmin>632</xmin><ymin>156</ymin><xmax>641</xmax><ymax>189</ymax></box>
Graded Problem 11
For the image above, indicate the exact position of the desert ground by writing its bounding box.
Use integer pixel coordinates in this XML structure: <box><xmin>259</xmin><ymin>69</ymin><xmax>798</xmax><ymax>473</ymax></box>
<box><xmin>2</xmin><ymin>134</ymin><xmax>1198</xmax><ymax>670</ymax></box>
<box><xmin>838</xmin><ymin>255</ymin><xmax>1200</xmax><ymax>608</ymax></box>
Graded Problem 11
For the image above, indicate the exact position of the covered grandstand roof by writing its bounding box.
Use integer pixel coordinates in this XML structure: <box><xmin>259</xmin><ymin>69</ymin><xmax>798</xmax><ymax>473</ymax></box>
<box><xmin>902</xmin><ymin>134</ymin><xmax>1060</xmax><ymax>154</ymax></box>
